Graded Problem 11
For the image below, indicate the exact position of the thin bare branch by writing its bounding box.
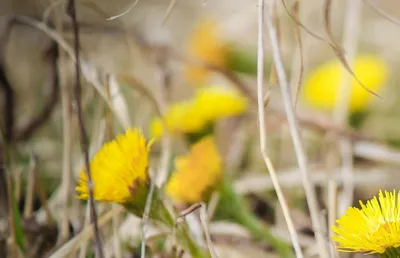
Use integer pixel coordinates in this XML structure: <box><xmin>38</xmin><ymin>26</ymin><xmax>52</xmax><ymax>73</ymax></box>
<box><xmin>66</xmin><ymin>0</ymin><xmax>103</xmax><ymax>256</ymax></box>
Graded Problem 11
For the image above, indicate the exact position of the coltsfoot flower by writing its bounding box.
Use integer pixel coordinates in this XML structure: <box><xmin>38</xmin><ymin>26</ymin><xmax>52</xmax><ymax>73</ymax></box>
<box><xmin>166</xmin><ymin>136</ymin><xmax>222</xmax><ymax>203</ymax></box>
<box><xmin>302</xmin><ymin>55</ymin><xmax>388</xmax><ymax>112</ymax></box>
<box><xmin>194</xmin><ymin>86</ymin><xmax>248</xmax><ymax>121</ymax></box>
<box><xmin>150</xmin><ymin>86</ymin><xmax>248</xmax><ymax>138</ymax></box>
<box><xmin>76</xmin><ymin>129</ymin><xmax>151</xmax><ymax>204</ymax></box>
<box><xmin>75</xmin><ymin>129</ymin><xmax>209</xmax><ymax>258</ymax></box>
<box><xmin>150</xmin><ymin>101</ymin><xmax>208</xmax><ymax>139</ymax></box>
<box><xmin>333</xmin><ymin>190</ymin><xmax>400</xmax><ymax>256</ymax></box>
<box><xmin>185</xmin><ymin>19</ymin><xmax>228</xmax><ymax>87</ymax></box>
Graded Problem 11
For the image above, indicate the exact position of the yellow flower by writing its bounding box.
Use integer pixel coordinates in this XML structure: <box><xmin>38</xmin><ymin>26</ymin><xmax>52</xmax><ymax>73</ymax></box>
<box><xmin>76</xmin><ymin>129</ymin><xmax>152</xmax><ymax>204</ymax></box>
<box><xmin>332</xmin><ymin>190</ymin><xmax>400</xmax><ymax>254</ymax></box>
<box><xmin>302</xmin><ymin>55</ymin><xmax>388</xmax><ymax>112</ymax></box>
<box><xmin>194</xmin><ymin>86</ymin><xmax>248</xmax><ymax>121</ymax></box>
<box><xmin>185</xmin><ymin>19</ymin><xmax>229</xmax><ymax>87</ymax></box>
<box><xmin>150</xmin><ymin>87</ymin><xmax>247</xmax><ymax>138</ymax></box>
<box><xmin>150</xmin><ymin>101</ymin><xmax>208</xmax><ymax>138</ymax></box>
<box><xmin>166</xmin><ymin>136</ymin><xmax>222</xmax><ymax>203</ymax></box>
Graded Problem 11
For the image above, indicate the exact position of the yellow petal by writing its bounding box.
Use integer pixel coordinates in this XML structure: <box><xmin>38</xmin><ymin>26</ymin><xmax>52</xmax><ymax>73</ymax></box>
<box><xmin>303</xmin><ymin>55</ymin><xmax>388</xmax><ymax>112</ymax></box>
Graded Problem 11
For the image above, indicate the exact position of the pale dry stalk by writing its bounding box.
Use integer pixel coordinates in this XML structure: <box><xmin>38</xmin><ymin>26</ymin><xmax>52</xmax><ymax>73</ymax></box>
<box><xmin>263</xmin><ymin>1</ymin><xmax>329</xmax><ymax>257</ymax></box>
<box><xmin>256</xmin><ymin>1</ymin><xmax>303</xmax><ymax>257</ymax></box>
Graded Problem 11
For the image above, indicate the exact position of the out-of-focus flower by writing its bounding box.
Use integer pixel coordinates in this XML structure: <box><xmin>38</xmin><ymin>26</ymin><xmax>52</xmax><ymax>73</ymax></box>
<box><xmin>185</xmin><ymin>19</ymin><xmax>229</xmax><ymax>87</ymax></box>
<box><xmin>302</xmin><ymin>55</ymin><xmax>388</xmax><ymax>112</ymax></box>
<box><xmin>76</xmin><ymin>129</ymin><xmax>151</xmax><ymax>204</ymax></box>
<box><xmin>332</xmin><ymin>190</ymin><xmax>400</xmax><ymax>256</ymax></box>
<box><xmin>150</xmin><ymin>86</ymin><xmax>248</xmax><ymax>138</ymax></box>
<box><xmin>150</xmin><ymin>101</ymin><xmax>208</xmax><ymax>138</ymax></box>
<box><xmin>166</xmin><ymin>136</ymin><xmax>222</xmax><ymax>203</ymax></box>
<box><xmin>194</xmin><ymin>86</ymin><xmax>248</xmax><ymax>121</ymax></box>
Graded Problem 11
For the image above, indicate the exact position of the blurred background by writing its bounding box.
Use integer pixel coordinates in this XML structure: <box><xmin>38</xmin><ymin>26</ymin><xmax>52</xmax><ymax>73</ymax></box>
<box><xmin>1</xmin><ymin>0</ymin><xmax>400</xmax><ymax>257</ymax></box>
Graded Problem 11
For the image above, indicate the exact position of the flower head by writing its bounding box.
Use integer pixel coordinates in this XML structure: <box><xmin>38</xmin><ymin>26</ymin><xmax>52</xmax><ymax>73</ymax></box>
<box><xmin>150</xmin><ymin>101</ymin><xmax>208</xmax><ymax>138</ymax></box>
<box><xmin>76</xmin><ymin>129</ymin><xmax>152</xmax><ymax>204</ymax></box>
<box><xmin>150</xmin><ymin>86</ymin><xmax>247</xmax><ymax>138</ymax></box>
<box><xmin>166</xmin><ymin>136</ymin><xmax>222</xmax><ymax>203</ymax></box>
<box><xmin>185</xmin><ymin>19</ymin><xmax>228</xmax><ymax>87</ymax></box>
<box><xmin>332</xmin><ymin>190</ymin><xmax>400</xmax><ymax>254</ymax></box>
<box><xmin>194</xmin><ymin>86</ymin><xmax>248</xmax><ymax>121</ymax></box>
<box><xmin>302</xmin><ymin>55</ymin><xmax>388</xmax><ymax>112</ymax></box>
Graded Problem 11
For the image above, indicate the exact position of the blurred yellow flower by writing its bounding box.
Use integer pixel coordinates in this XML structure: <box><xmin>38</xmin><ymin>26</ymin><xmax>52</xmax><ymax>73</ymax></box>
<box><xmin>194</xmin><ymin>86</ymin><xmax>248</xmax><ymax>121</ymax></box>
<box><xmin>166</xmin><ymin>136</ymin><xmax>222</xmax><ymax>203</ymax></box>
<box><xmin>186</xmin><ymin>19</ymin><xmax>228</xmax><ymax>87</ymax></box>
<box><xmin>76</xmin><ymin>129</ymin><xmax>152</xmax><ymax>204</ymax></box>
<box><xmin>150</xmin><ymin>86</ymin><xmax>247</xmax><ymax>138</ymax></box>
<box><xmin>332</xmin><ymin>190</ymin><xmax>400</xmax><ymax>254</ymax></box>
<box><xmin>150</xmin><ymin>101</ymin><xmax>208</xmax><ymax>138</ymax></box>
<box><xmin>302</xmin><ymin>55</ymin><xmax>388</xmax><ymax>112</ymax></box>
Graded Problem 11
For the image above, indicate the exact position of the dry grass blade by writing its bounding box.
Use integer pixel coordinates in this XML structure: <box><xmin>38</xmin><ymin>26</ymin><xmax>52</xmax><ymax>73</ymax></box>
<box><xmin>199</xmin><ymin>203</ymin><xmax>218</xmax><ymax>258</ymax></box>
<box><xmin>281</xmin><ymin>0</ymin><xmax>326</xmax><ymax>42</ymax></box>
<box><xmin>106</xmin><ymin>0</ymin><xmax>140</xmax><ymax>20</ymax></box>
<box><xmin>49</xmin><ymin>208</ymin><xmax>122</xmax><ymax>257</ymax></box>
<box><xmin>264</xmin><ymin>2</ymin><xmax>329</xmax><ymax>257</ymax></box>
<box><xmin>234</xmin><ymin>166</ymin><xmax>398</xmax><ymax>193</ymax></box>
<box><xmin>0</xmin><ymin>143</ymin><xmax>8</xmax><ymax>257</ymax></box>
<box><xmin>51</xmin><ymin>0</ymin><xmax>73</xmax><ymax>242</ymax></box>
<box><xmin>105</xmin><ymin>76</ymin><xmax>123</xmax><ymax>258</ymax></box>
<box><xmin>332</xmin><ymin>0</ymin><xmax>362</xmax><ymax>216</ymax></box>
<box><xmin>323</xmin><ymin>0</ymin><xmax>380</xmax><ymax>99</ymax></box>
<box><xmin>162</xmin><ymin>0</ymin><xmax>178</xmax><ymax>25</ymax></box>
<box><xmin>14</xmin><ymin>16</ymin><xmax>129</xmax><ymax>129</ymax></box>
<box><xmin>117</xmin><ymin>74</ymin><xmax>164</xmax><ymax>117</ymax></box>
<box><xmin>257</xmin><ymin>1</ymin><xmax>303</xmax><ymax>257</ymax></box>
<box><xmin>364</xmin><ymin>0</ymin><xmax>400</xmax><ymax>27</ymax></box>
<box><xmin>291</xmin><ymin>1</ymin><xmax>304</xmax><ymax>108</ymax></box>
<box><xmin>23</xmin><ymin>154</ymin><xmax>37</xmax><ymax>218</ymax></box>
<box><xmin>78</xmin><ymin>205</ymin><xmax>91</xmax><ymax>258</ymax></box>
<box><xmin>6</xmin><ymin>165</ymin><xmax>18</xmax><ymax>257</ymax></box>
<box><xmin>154</xmin><ymin>53</ymin><xmax>172</xmax><ymax>187</ymax></box>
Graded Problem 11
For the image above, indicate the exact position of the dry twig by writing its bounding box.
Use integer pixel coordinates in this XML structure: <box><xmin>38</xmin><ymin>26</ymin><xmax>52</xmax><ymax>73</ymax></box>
<box><xmin>66</xmin><ymin>0</ymin><xmax>104</xmax><ymax>256</ymax></box>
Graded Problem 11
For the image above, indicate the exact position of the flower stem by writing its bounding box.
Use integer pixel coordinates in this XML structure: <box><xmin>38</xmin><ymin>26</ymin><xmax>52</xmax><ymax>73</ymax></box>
<box><xmin>175</xmin><ymin>222</ymin><xmax>209</xmax><ymax>258</ymax></box>
<box><xmin>217</xmin><ymin>180</ymin><xmax>294</xmax><ymax>258</ymax></box>
<box><xmin>124</xmin><ymin>186</ymin><xmax>208</xmax><ymax>258</ymax></box>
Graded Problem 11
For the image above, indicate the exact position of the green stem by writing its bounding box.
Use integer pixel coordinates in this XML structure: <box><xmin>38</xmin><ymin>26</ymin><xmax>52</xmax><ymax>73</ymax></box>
<box><xmin>175</xmin><ymin>222</ymin><xmax>209</xmax><ymax>258</ymax></box>
<box><xmin>379</xmin><ymin>247</ymin><xmax>400</xmax><ymax>258</ymax></box>
<box><xmin>217</xmin><ymin>181</ymin><xmax>294</xmax><ymax>258</ymax></box>
<box><xmin>226</xmin><ymin>46</ymin><xmax>270</xmax><ymax>75</ymax></box>
<box><xmin>124</xmin><ymin>186</ymin><xmax>208</xmax><ymax>258</ymax></box>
